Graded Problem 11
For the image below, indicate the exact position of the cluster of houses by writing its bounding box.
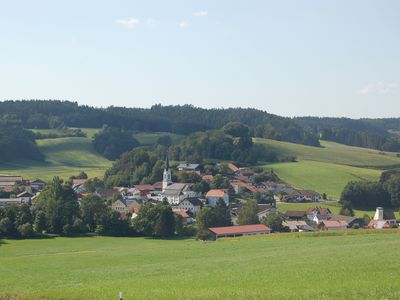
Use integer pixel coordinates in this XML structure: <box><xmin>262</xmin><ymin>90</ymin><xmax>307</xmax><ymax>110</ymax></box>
<box><xmin>0</xmin><ymin>175</ymin><xmax>45</xmax><ymax>206</ymax></box>
<box><xmin>1</xmin><ymin>158</ymin><xmax>399</xmax><ymax>240</ymax></box>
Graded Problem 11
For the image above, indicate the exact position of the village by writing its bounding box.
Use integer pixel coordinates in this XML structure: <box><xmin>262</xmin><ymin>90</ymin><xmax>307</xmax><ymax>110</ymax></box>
<box><xmin>0</xmin><ymin>155</ymin><xmax>397</xmax><ymax>240</ymax></box>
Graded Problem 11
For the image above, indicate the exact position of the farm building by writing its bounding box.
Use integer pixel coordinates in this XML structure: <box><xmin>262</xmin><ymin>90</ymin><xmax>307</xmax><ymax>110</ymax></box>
<box><xmin>208</xmin><ymin>224</ymin><xmax>271</xmax><ymax>239</ymax></box>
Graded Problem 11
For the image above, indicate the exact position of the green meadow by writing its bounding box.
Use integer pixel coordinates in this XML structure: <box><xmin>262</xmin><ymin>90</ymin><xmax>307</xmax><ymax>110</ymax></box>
<box><xmin>0</xmin><ymin>137</ymin><xmax>112</xmax><ymax>181</ymax></box>
<box><xmin>1</xmin><ymin>232</ymin><xmax>399</xmax><ymax>300</ymax></box>
<box><xmin>255</xmin><ymin>138</ymin><xmax>400</xmax><ymax>200</ymax></box>
<box><xmin>0</xmin><ymin>129</ymin><xmax>183</xmax><ymax>181</ymax></box>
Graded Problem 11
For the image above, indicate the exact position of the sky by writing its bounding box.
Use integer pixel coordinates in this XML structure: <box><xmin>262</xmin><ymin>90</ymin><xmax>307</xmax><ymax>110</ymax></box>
<box><xmin>0</xmin><ymin>0</ymin><xmax>399</xmax><ymax>118</ymax></box>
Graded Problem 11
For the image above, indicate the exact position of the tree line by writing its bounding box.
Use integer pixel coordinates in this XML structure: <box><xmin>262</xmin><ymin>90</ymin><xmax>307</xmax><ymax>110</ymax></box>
<box><xmin>0</xmin><ymin>100</ymin><xmax>321</xmax><ymax>146</ymax></box>
<box><xmin>340</xmin><ymin>169</ymin><xmax>400</xmax><ymax>213</ymax></box>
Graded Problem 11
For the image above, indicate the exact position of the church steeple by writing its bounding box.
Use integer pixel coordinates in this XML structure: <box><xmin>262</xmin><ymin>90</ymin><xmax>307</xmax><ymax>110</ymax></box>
<box><xmin>162</xmin><ymin>151</ymin><xmax>172</xmax><ymax>191</ymax></box>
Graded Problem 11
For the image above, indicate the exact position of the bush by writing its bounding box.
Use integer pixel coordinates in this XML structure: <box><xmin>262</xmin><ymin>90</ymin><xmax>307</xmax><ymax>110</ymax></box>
<box><xmin>17</xmin><ymin>223</ymin><xmax>33</xmax><ymax>238</ymax></box>
<box><xmin>196</xmin><ymin>229</ymin><xmax>215</xmax><ymax>241</ymax></box>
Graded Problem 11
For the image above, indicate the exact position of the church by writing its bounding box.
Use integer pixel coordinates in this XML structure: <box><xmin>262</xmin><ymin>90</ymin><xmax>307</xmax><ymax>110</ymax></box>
<box><xmin>159</xmin><ymin>154</ymin><xmax>201</xmax><ymax>205</ymax></box>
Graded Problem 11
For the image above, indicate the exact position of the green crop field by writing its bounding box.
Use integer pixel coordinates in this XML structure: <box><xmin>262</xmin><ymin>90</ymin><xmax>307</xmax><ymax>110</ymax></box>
<box><xmin>1</xmin><ymin>232</ymin><xmax>399</xmax><ymax>299</ymax></box>
<box><xmin>255</xmin><ymin>138</ymin><xmax>398</xmax><ymax>200</ymax></box>
<box><xmin>0</xmin><ymin>137</ymin><xmax>112</xmax><ymax>181</ymax></box>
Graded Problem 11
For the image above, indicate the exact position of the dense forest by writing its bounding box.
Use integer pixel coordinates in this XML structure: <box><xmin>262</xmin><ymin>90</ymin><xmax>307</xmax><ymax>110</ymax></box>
<box><xmin>295</xmin><ymin>117</ymin><xmax>400</xmax><ymax>151</ymax></box>
<box><xmin>0</xmin><ymin>116</ymin><xmax>44</xmax><ymax>163</ymax></box>
<box><xmin>0</xmin><ymin>100</ymin><xmax>320</xmax><ymax>146</ymax></box>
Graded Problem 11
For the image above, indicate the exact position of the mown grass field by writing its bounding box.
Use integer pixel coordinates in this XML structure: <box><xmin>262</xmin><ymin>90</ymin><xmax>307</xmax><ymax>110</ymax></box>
<box><xmin>256</xmin><ymin>138</ymin><xmax>399</xmax><ymax>200</ymax></box>
<box><xmin>1</xmin><ymin>232</ymin><xmax>399</xmax><ymax>300</ymax></box>
<box><xmin>0</xmin><ymin>137</ymin><xmax>112</xmax><ymax>181</ymax></box>
<box><xmin>256</xmin><ymin>138</ymin><xmax>400</xmax><ymax>168</ymax></box>
<box><xmin>264</xmin><ymin>160</ymin><xmax>381</xmax><ymax>200</ymax></box>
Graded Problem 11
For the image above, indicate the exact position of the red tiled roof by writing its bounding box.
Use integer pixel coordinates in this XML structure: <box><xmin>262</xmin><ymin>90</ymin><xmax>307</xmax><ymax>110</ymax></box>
<box><xmin>206</xmin><ymin>189</ymin><xmax>227</xmax><ymax>198</ymax></box>
<box><xmin>173</xmin><ymin>209</ymin><xmax>190</xmax><ymax>219</ymax></box>
<box><xmin>227</xmin><ymin>163</ymin><xmax>239</xmax><ymax>173</ymax></box>
<box><xmin>72</xmin><ymin>179</ymin><xmax>87</xmax><ymax>186</ymax></box>
<box><xmin>133</xmin><ymin>184</ymin><xmax>155</xmax><ymax>191</ymax></box>
<box><xmin>209</xmin><ymin>224</ymin><xmax>271</xmax><ymax>235</ymax></box>
<box><xmin>152</xmin><ymin>182</ymin><xmax>163</xmax><ymax>189</ymax></box>
<box><xmin>202</xmin><ymin>175</ymin><xmax>214</xmax><ymax>181</ymax></box>
<box><xmin>320</xmin><ymin>220</ymin><xmax>348</xmax><ymax>228</ymax></box>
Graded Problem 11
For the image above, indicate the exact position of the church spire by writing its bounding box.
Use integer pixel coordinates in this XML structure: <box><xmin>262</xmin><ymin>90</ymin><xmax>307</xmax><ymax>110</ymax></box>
<box><xmin>162</xmin><ymin>150</ymin><xmax>172</xmax><ymax>191</ymax></box>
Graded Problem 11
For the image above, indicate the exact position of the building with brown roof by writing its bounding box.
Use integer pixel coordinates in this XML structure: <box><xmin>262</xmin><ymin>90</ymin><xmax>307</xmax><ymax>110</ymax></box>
<box><xmin>205</xmin><ymin>189</ymin><xmax>229</xmax><ymax>207</ymax></box>
<box><xmin>208</xmin><ymin>224</ymin><xmax>271</xmax><ymax>239</ymax></box>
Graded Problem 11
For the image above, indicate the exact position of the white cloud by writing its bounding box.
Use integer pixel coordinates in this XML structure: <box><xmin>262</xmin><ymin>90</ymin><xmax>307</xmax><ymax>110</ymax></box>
<box><xmin>115</xmin><ymin>18</ymin><xmax>140</xmax><ymax>29</ymax></box>
<box><xmin>358</xmin><ymin>81</ymin><xmax>400</xmax><ymax>95</ymax></box>
<box><xmin>193</xmin><ymin>10</ymin><xmax>208</xmax><ymax>17</ymax></box>
<box><xmin>178</xmin><ymin>20</ymin><xmax>189</xmax><ymax>28</ymax></box>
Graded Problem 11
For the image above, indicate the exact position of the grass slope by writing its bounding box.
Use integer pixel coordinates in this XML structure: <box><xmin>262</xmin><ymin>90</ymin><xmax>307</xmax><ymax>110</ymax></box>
<box><xmin>255</xmin><ymin>138</ymin><xmax>398</xmax><ymax>200</ymax></box>
<box><xmin>264</xmin><ymin>160</ymin><xmax>381</xmax><ymax>200</ymax></box>
<box><xmin>256</xmin><ymin>138</ymin><xmax>400</xmax><ymax>168</ymax></box>
<box><xmin>1</xmin><ymin>233</ymin><xmax>399</xmax><ymax>299</ymax></box>
<box><xmin>0</xmin><ymin>137</ymin><xmax>111</xmax><ymax>181</ymax></box>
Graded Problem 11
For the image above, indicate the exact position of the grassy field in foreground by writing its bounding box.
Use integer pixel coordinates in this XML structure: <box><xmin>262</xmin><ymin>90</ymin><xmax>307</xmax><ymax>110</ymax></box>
<box><xmin>263</xmin><ymin>160</ymin><xmax>381</xmax><ymax>200</ymax></box>
<box><xmin>256</xmin><ymin>138</ymin><xmax>400</xmax><ymax>168</ymax></box>
<box><xmin>1</xmin><ymin>233</ymin><xmax>400</xmax><ymax>299</ymax></box>
<box><xmin>0</xmin><ymin>137</ymin><xmax>112</xmax><ymax>181</ymax></box>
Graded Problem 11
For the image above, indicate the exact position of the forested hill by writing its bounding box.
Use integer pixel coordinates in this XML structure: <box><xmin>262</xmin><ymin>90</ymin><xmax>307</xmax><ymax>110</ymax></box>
<box><xmin>295</xmin><ymin>117</ymin><xmax>400</xmax><ymax>152</ymax></box>
<box><xmin>0</xmin><ymin>100</ymin><xmax>320</xmax><ymax>146</ymax></box>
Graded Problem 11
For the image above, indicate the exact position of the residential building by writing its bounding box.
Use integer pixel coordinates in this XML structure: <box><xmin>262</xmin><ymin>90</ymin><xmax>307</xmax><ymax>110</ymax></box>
<box><xmin>176</xmin><ymin>197</ymin><xmax>203</xmax><ymax>215</ymax></box>
<box><xmin>205</xmin><ymin>189</ymin><xmax>229</xmax><ymax>207</ymax></box>
<box><xmin>318</xmin><ymin>220</ymin><xmax>348</xmax><ymax>231</ymax></box>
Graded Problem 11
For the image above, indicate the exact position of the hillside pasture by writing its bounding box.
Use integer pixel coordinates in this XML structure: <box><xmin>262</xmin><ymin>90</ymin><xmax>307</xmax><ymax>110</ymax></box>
<box><xmin>263</xmin><ymin>160</ymin><xmax>381</xmax><ymax>200</ymax></box>
<box><xmin>0</xmin><ymin>137</ymin><xmax>111</xmax><ymax>181</ymax></box>
<box><xmin>256</xmin><ymin>138</ymin><xmax>400</xmax><ymax>168</ymax></box>
<box><xmin>0</xmin><ymin>232</ymin><xmax>399</xmax><ymax>299</ymax></box>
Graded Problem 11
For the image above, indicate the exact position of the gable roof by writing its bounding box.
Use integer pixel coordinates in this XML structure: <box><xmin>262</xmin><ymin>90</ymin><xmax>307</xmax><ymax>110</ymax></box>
<box><xmin>285</xmin><ymin>210</ymin><xmax>307</xmax><ymax>218</ymax></box>
<box><xmin>209</xmin><ymin>224</ymin><xmax>271</xmax><ymax>235</ymax></box>
<box><xmin>383</xmin><ymin>211</ymin><xmax>396</xmax><ymax>220</ymax></box>
<box><xmin>227</xmin><ymin>163</ymin><xmax>239</xmax><ymax>173</ymax></box>
<box><xmin>206</xmin><ymin>189</ymin><xmax>227</xmax><ymax>198</ymax></box>
<box><xmin>72</xmin><ymin>179</ymin><xmax>87</xmax><ymax>186</ymax></box>
<box><xmin>202</xmin><ymin>175</ymin><xmax>214</xmax><ymax>181</ymax></box>
<box><xmin>320</xmin><ymin>220</ymin><xmax>348</xmax><ymax>228</ymax></box>
<box><xmin>177</xmin><ymin>163</ymin><xmax>200</xmax><ymax>170</ymax></box>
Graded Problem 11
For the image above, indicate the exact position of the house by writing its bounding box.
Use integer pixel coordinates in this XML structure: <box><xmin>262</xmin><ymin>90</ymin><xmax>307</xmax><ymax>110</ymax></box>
<box><xmin>202</xmin><ymin>175</ymin><xmax>214</xmax><ymax>182</ymax></box>
<box><xmin>368</xmin><ymin>207</ymin><xmax>398</xmax><ymax>229</ymax></box>
<box><xmin>208</xmin><ymin>224</ymin><xmax>271</xmax><ymax>239</ymax></box>
<box><xmin>111</xmin><ymin>200</ymin><xmax>128</xmax><ymax>214</ymax></box>
<box><xmin>230</xmin><ymin>181</ymin><xmax>248</xmax><ymax>194</ymax></box>
<box><xmin>176</xmin><ymin>197</ymin><xmax>203</xmax><ymax>215</ymax></box>
<box><xmin>172</xmin><ymin>209</ymin><xmax>194</xmax><ymax>224</ymax></box>
<box><xmin>282</xmin><ymin>221</ymin><xmax>314</xmax><ymax>232</ymax></box>
<box><xmin>95</xmin><ymin>188</ymin><xmax>120</xmax><ymax>200</ymax></box>
<box><xmin>29</xmin><ymin>179</ymin><xmax>46</xmax><ymax>191</ymax></box>
<box><xmin>160</xmin><ymin>183</ymin><xmax>199</xmax><ymax>205</ymax></box>
<box><xmin>282</xmin><ymin>190</ymin><xmax>304</xmax><ymax>202</ymax></box>
<box><xmin>127</xmin><ymin>203</ymin><xmax>142</xmax><ymax>219</ymax></box>
<box><xmin>329</xmin><ymin>215</ymin><xmax>359</xmax><ymax>228</ymax></box>
<box><xmin>238</xmin><ymin>168</ymin><xmax>254</xmax><ymax>177</ymax></box>
<box><xmin>307</xmin><ymin>207</ymin><xmax>332</xmax><ymax>221</ymax></box>
<box><xmin>72</xmin><ymin>179</ymin><xmax>88</xmax><ymax>186</ymax></box>
<box><xmin>17</xmin><ymin>191</ymin><xmax>34</xmax><ymax>203</ymax></box>
<box><xmin>318</xmin><ymin>220</ymin><xmax>348</xmax><ymax>231</ymax></box>
<box><xmin>0</xmin><ymin>198</ymin><xmax>29</xmax><ymax>206</ymax></box>
<box><xmin>0</xmin><ymin>175</ymin><xmax>23</xmax><ymax>192</ymax></box>
<box><xmin>299</xmin><ymin>190</ymin><xmax>322</xmax><ymax>202</ymax></box>
<box><xmin>177</xmin><ymin>163</ymin><xmax>201</xmax><ymax>174</ymax></box>
<box><xmin>227</xmin><ymin>163</ymin><xmax>240</xmax><ymax>175</ymax></box>
<box><xmin>256</xmin><ymin>204</ymin><xmax>278</xmax><ymax>221</ymax></box>
<box><xmin>205</xmin><ymin>189</ymin><xmax>229</xmax><ymax>207</ymax></box>
<box><xmin>285</xmin><ymin>211</ymin><xmax>307</xmax><ymax>220</ymax></box>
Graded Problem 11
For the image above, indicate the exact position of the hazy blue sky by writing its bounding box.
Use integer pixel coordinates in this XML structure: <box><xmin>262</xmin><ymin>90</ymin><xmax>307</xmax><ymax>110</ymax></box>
<box><xmin>0</xmin><ymin>0</ymin><xmax>399</xmax><ymax>118</ymax></box>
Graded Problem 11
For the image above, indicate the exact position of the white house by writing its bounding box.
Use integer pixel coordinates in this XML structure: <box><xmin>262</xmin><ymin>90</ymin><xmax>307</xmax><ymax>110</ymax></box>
<box><xmin>176</xmin><ymin>197</ymin><xmax>203</xmax><ymax>215</ymax></box>
<box><xmin>205</xmin><ymin>189</ymin><xmax>229</xmax><ymax>207</ymax></box>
